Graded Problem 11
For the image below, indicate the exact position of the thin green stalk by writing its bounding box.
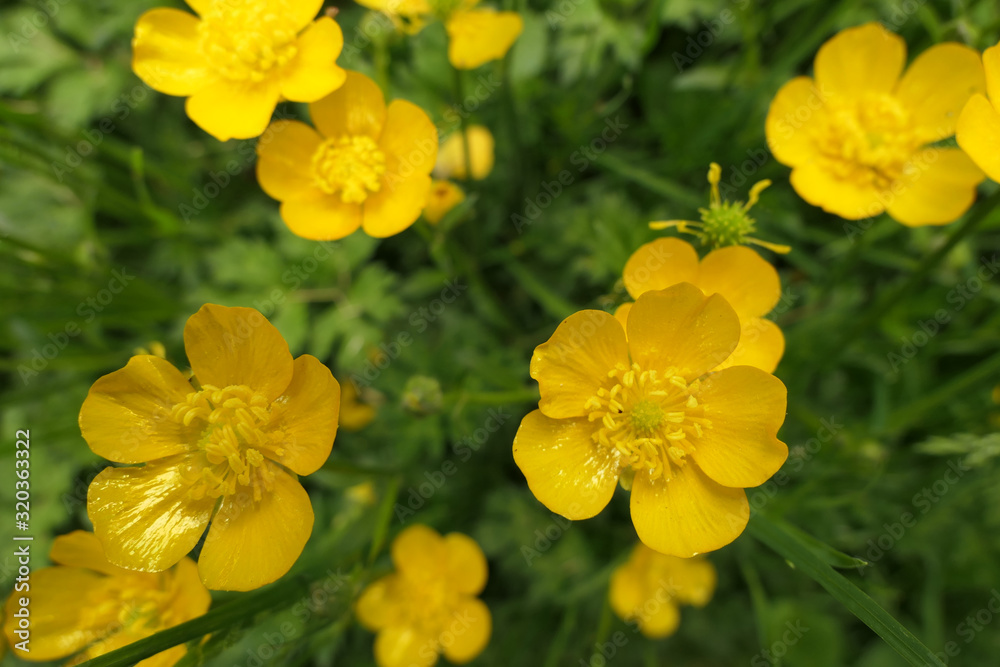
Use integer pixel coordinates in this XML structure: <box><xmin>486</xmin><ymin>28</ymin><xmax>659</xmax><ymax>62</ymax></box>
<box><xmin>504</xmin><ymin>258</ymin><xmax>578</xmax><ymax>321</ymax></box>
<box><xmin>595</xmin><ymin>153</ymin><xmax>703</xmax><ymax>209</ymax></box>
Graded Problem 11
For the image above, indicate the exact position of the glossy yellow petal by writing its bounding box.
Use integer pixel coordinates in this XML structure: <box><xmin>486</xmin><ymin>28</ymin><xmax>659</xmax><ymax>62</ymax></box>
<box><xmin>957</xmin><ymin>94</ymin><xmax>1000</xmax><ymax>183</ymax></box>
<box><xmin>256</xmin><ymin>120</ymin><xmax>324</xmax><ymax>202</ymax></box>
<box><xmin>446</xmin><ymin>9</ymin><xmax>523</xmax><ymax>70</ymax></box>
<box><xmin>789</xmin><ymin>162</ymin><xmax>883</xmax><ymax>220</ymax></box>
<box><xmin>696</xmin><ymin>246</ymin><xmax>781</xmax><ymax>320</ymax></box>
<box><xmin>630</xmin><ymin>463</ymin><xmax>749</xmax><ymax>557</ymax></box>
<box><xmin>391</xmin><ymin>524</ymin><xmax>446</xmax><ymax>578</ymax></box>
<box><xmin>622</xmin><ymin>238</ymin><xmax>699</xmax><ymax>299</ymax></box>
<box><xmin>893</xmin><ymin>43</ymin><xmax>985</xmax><ymax>142</ymax></box>
<box><xmin>380</xmin><ymin>100</ymin><xmax>438</xmax><ymax>178</ymax></box>
<box><xmin>886</xmin><ymin>148</ymin><xmax>984</xmax><ymax>227</ymax></box>
<box><xmin>281</xmin><ymin>193</ymin><xmax>364</xmax><ymax>240</ymax></box>
<box><xmin>441</xmin><ymin>597</ymin><xmax>491</xmax><ymax>663</ymax></box>
<box><xmin>357</xmin><ymin>574</ymin><xmax>408</xmax><ymax>631</ymax></box>
<box><xmin>765</xmin><ymin>76</ymin><xmax>825</xmax><ymax>167</ymax></box>
<box><xmin>311</xmin><ymin>70</ymin><xmax>386</xmax><ymax>141</ymax></box>
<box><xmin>183</xmin><ymin>304</ymin><xmax>294</xmax><ymax>402</ymax></box>
<box><xmin>185</xmin><ymin>78</ymin><xmax>281</xmax><ymax>141</ymax></box>
<box><xmin>613</xmin><ymin>302</ymin><xmax>631</xmax><ymax>331</ymax></box>
<box><xmin>88</xmin><ymin>456</ymin><xmax>214</xmax><ymax>572</ymax></box>
<box><xmin>986</xmin><ymin>45</ymin><xmax>1000</xmax><ymax>104</ymax></box>
<box><xmin>50</xmin><ymin>530</ymin><xmax>128</xmax><ymax>576</ymax></box>
<box><xmin>424</xmin><ymin>180</ymin><xmax>466</xmax><ymax>224</ymax></box>
<box><xmin>635</xmin><ymin>598</ymin><xmax>680</xmax><ymax>639</ymax></box>
<box><xmin>362</xmin><ymin>173</ymin><xmax>432</xmax><ymax>238</ymax></box>
<box><xmin>79</xmin><ymin>355</ymin><xmax>196</xmax><ymax>464</ymax></box>
<box><xmin>717</xmin><ymin>317</ymin><xmax>785</xmax><ymax>373</ymax></box>
<box><xmin>530</xmin><ymin>310</ymin><xmax>629</xmax><ymax>419</ymax></box>
<box><xmin>444</xmin><ymin>533</ymin><xmax>488</xmax><ymax>595</ymax></box>
<box><xmin>198</xmin><ymin>463</ymin><xmax>314</xmax><ymax>591</ymax></box>
<box><xmin>375</xmin><ymin>625</ymin><xmax>439</xmax><ymax>667</ymax></box>
<box><xmin>691</xmin><ymin>366</ymin><xmax>787</xmax><ymax>488</ymax></box>
<box><xmin>266</xmin><ymin>355</ymin><xmax>339</xmax><ymax>475</ymax></box>
<box><xmin>132</xmin><ymin>8</ymin><xmax>214</xmax><ymax>97</ymax></box>
<box><xmin>279</xmin><ymin>17</ymin><xmax>347</xmax><ymax>102</ymax></box>
<box><xmin>512</xmin><ymin>411</ymin><xmax>620</xmax><ymax>520</ymax></box>
<box><xmin>435</xmin><ymin>126</ymin><xmax>495</xmax><ymax>181</ymax></box>
<box><xmin>814</xmin><ymin>23</ymin><xmax>905</xmax><ymax>100</ymax></box>
<box><xmin>626</xmin><ymin>284</ymin><xmax>740</xmax><ymax>381</ymax></box>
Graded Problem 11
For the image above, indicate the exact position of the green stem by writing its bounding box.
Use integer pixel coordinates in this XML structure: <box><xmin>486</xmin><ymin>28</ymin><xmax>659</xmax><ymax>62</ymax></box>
<box><xmin>595</xmin><ymin>152</ymin><xmax>702</xmax><ymax>209</ymax></box>
<box><xmin>504</xmin><ymin>257</ymin><xmax>578</xmax><ymax>321</ymax></box>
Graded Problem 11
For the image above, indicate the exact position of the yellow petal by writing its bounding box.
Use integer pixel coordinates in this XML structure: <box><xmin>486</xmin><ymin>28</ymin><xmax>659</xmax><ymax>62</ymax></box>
<box><xmin>622</xmin><ymin>238</ymin><xmax>699</xmax><ymax>300</ymax></box>
<box><xmin>440</xmin><ymin>597</ymin><xmax>492</xmax><ymax>663</ymax></box>
<box><xmin>198</xmin><ymin>463</ymin><xmax>314</xmax><ymax>591</ymax></box>
<box><xmin>310</xmin><ymin>70</ymin><xmax>386</xmax><ymax>141</ymax></box>
<box><xmin>185</xmin><ymin>78</ymin><xmax>281</xmax><ymax>141</ymax></box>
<box><xmin>444</xmin><ymin>532</ymin><xmax>488</xmax><ymax>595</ymax></box>
<box><xmin>893</xmin><ymin>43</ymin><xmax>986</xmax><ymax>142</ymax></box>
<box><xmin>424</xmin><ymin>180</ymin><xmax>466</xmax><ymax>224</ymax></box>
<box><xmin>673</xmin><ymin>556</ymin><xmax>717</xmax><ymax>607</ymax></box>
<box><xmin>446</xmin><ymin>9</ymin><xmax>523</xmax><ymax>70</ymax></box>
<box><xmin>691</xmin><ymin>365</ymin><xmax>788</xmax><ymax>488</ymax></box>
<box><xmin>613</xmin><ymin>302</ymin><xmax>631</xmax><ymax>331</ymax></box>
<box><xmin>435</xmin><ymin>126</ymin><xmax>495</xmax><ymax>181</ymax></box>
<box><xmin>986</xmin><ymin>44</ymin><xmax>1000</xmax><ymax>104</ymax></box>
<box><xmin>630</xmin><ymin>462</ymin><xmax>749</xmax><ymax>557</ymax></box>
<box><xmin>626</xmin><ymin>283</ymin><xmax>740</xmax><ymax>381</ymax></box>
<box><xmin>183</xmin><ymin>304</ymin><xmax>294</xmax><ymax>402</ymax></box>
<box><xmin>256</xmin><ymin>120</ymin><xmax>324</xmax><ymax>202</ymax></box>
<box><xmin>279</xmin><ymin>17</ymin><xmax>347</xmax><ymax>102</ymax></box>
<box><xmin>267</xmin><ymin>355</ymin><xmax>339</xmax><ymax>475</ymax></box>
<box><xmin>375</xmin><ymin>625</ymin><xmax>439</xmax><ymax>667</ymax></box>
<box><xmin>391</xmin><ymin>524</ymin><xmax>446</xmax><ymax>577</ymax></box>
<box><xmin>609</xmin><ymin>561</ymin><xmax>644</xmax><ymax>622</ymax></box>
<box><xmin>168</xmin><ymin>557</ymin><xmax>213</xmax><ymax>621</ymax></box>
<box><xmin>132</xmin><ymin>8</ymin><xmax>214</xmax><ymax>97</ymax></box>
<box><xmin>635</xmin><ymin>598</ymin><xmax>680</xmax><ymax>639</ymax></box>
<box><xmin>696</xmin><ymin>246</ymin><xmax>781</xmax><ymax>320</ymax></box>
<box><xmin>765</xmin><ymin>76</ymin><xmax>826</xmax><ymax>167</ymax></box>
<box><xmin>717</xmin><ymin>317</ymin><xmax>785</xmax><ymax>373</ymax></box>
<box><xmin>79</xmin><ymin>355</ymin><xmax>196</xmax><ymax>464</ymax></box>
<box><xmin>813</xmin><ymin>23</ymin><xmax>905</xmax><ymax>101</ymax></box>
<box><xmin>957</xmin><ymin>94</ymin><xmax>1000</xmax><ymax>183</ymax></box>
<box><xmin>50</xmin><ymin>530</ymin><xmax>128</xmax><ymax>576</ymax></box>
<box><xmin>380</xmin><ymin>100</ymin><xmax>438</xmax><ymax>178</ymax></box>
<box><xmin>184</xmin><ymin>0</ymin><xmax>212</xmax><ymax>15</ymax></box>
<box><xmin>276</xmin><ymin>0</ymin><xmax>326</xmax><ymax>30</ymax></box>
<box><xmin>135</xmin><ymin>646</ymin><xmax>188</xmax><ymax>667</ymax></box>
<box><xmin>886</xmin><ymin>148</ymin><xmax>984</xmax><ymax>227</ymax></box>
<box><xmin>281</xmin><ymin>193</ymin><xmax>364</xmax><ymax>240</ymax></box>
<box><xmin>530</xmin><ymin>310</ymin><xmax>629</xmax><ymax>419</ymax></box>
<box><xmin>87</xmin><ymin>456</ymin><xmax>214</xmax><ymax>572</ymax></box>
<box><xmin>512</xmin><ymin>411</ymin><xmax>621</xmax><ymax>520</ymax></box>
<box><xmin>73</xmin><ymin>628</ymin><xmax>177</xmax><ymax>667</ymax></box>
<box><xmin>362</xmin><ymin>173</ymin><xmax>432</xmax><ymax>238</ymax></box>
<box><xmin>789</xmin><ymin>161</ymin><xmax>883</xmax><ymax>220</ymax></box>
<box><xmin>357</xmin><ymin>574</ymin><xmax>408</xmax><ymax>631</ymax></box>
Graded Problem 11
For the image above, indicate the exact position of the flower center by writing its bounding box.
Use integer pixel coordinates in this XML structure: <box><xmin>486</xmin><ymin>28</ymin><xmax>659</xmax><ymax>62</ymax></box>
<box><xmin>813</xmin><ymin>94</ymin><xmax>924</xmax><ymax>188</ymax></box>
<box><xmin>698</xmin><ymin>201</ymin><xmax>757</xmax><ymax>248</ymax></box>
<box><xmin>311</xmin><ymin>136</ymin><xmax>387</xmax><ymax>204</ymax></box>
<box><xmin>197</xmin><ymin>2</ymin><xmax>299</xmax><ymax>83</ymax></box>
<box><xmin>171</xmin><ymin>384</ymin><xmax>285</xmax><ymax>501</ymax></box>
<box><xmin>585</xmin><ymin>363</ymin><xmax>711</xmax><ymax>481</ymax></box>
<box><xmin>398</xmin><ymin>575</ymin><xmax>460</xmax><ymax>637</ymax></box>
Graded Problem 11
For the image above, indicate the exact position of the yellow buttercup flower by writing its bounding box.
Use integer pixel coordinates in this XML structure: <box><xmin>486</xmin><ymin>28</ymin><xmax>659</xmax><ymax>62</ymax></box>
<box><xmin>256</xmin><ymin>71</ymin><xmax>437</xmax><ymax>241</ymax></box>
<box><xmin>619</xmin><ymin>238</ymin><xmax>785</xmax><ymax>372</ymax></box>
<box><xmin>2</xmin><ymin>531</ymin><xmax>209</xmax><ymax>666</ymax></box>
<box><xmin>80</xmin><ymin>304</ymin><xmax>341</xmax><ymax>592</ymax></box>
<box><xmin>958</xmin><ymin>44</ymin><xmax>1000</xmax><ymax>182</ymax></box>
<box><xmin>435</xmin><ymin>126</ymin><xmax>495</xmax><ymax>181</ymax></box>
<box><xmin>356</xmin><ymin>0</ymin><xmax>522</xmax><ymax>69</ymax></box>
<box><xmin>651</xmin><ymin>163</ymin><xmax>790</xmax><ymax>254</ymax></box>
<box><xmin>340</xmin><ymin>380</ymin><xmax>377</xmax><ymax>431</ymax></box>
<box><xmin>609</xmin><ymin>543</ymin><xmax>716</xmax><ymax>638</ymax></box>
<box><xmin>356</xmin><ymin>525</ymin><xmax>491</xmax><ymax>667</ymax></box>
<box><xmin>766</xmin><ymin>22</ymin><xmax>986</xmax><ymax>225</ymax></box>
<box><xmin>424</xmin><ymin>180</ymin><xmax>466</xmax><ymax>224</ymax></box>
<box><xmin>132</xmin><ymin>0</ymin><xmax>347</xmax><ymax>141</ymax></box>
<box><xmin>513</xmin><ymin>283</ymin><xmax>788</xmax><ymax>557</ymax></box>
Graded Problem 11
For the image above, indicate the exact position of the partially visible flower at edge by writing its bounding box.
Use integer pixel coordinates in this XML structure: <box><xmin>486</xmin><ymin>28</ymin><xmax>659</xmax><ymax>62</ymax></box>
<box><xmin>958</xmin><ymin>43</ymin><xmax>1000</xmax><ymax>183</ymax></box>
<box><xmin>424</xmin><ymin>180</ymin><xmax>466</xmax><ymax>224</ymax></box>
<box><xmin>340</xmin><ymin>379</ymin><xmax>377</xmax><ymax>431</ymax></box>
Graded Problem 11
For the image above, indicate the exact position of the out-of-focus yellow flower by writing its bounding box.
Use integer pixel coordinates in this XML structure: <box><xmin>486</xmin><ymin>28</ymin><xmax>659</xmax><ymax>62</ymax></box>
<box><xmin>133</xmin><ymin>341</ymin><xmax>167</xmax><ymax>358</ymax></box>
<box><xmin>346</xmin><ymin>481</ymin><xmax>378</xmax><ymax>506</ymax></box>
<box><xmin>80</xmin><ymin>304</ymin><xmax>340</xmax><ymax>592</ymax></box>
<box><xmin>435</xmin><ymin>126</ymin><xmax>495</xmax><ymax>181</ymax></box>
<box><xmin>356</xmin><ymin>0</ymin><xmax>522</xmax><ymax>69</ymax></box>
<box><xmin>356</xmin><ymin>525</ymin><xmax>491</xmax><ymax>667</ymax></box>
<box><xmin>424</xmin><ymin>180</ymin><xmax>466</xmax><ymax>224</ymax></box>
<box><xmin>958</xmin><ymin>44</ymin><xmax>1000</xmax><ymax>183</ymax></box>
<box><xmin>340</xmin><ymin>380</ymin><xmax>377</xmax><ymax>431</ymax></box>
<box><xmin>609</xmin><ymin>543</ymin><xmax>716</xmax><ymax>638</ymax></box>
<box><xmin>765</xmin><ymin>23</ymin><xmax>986</xmax><ymax>226</ymax></box>
<box><xmin>513</xmin><ymin>283</ymin><xmax>788</xmax><ymax>558</ymax></box>
<box><xmin>651</xmin><ymin>163</ymin><xmax>789</xmax><ymax>254</ymax></box>
<box><xmin>2</xmin><ymin>531</ymin><xmax>209</xmax><ymax>666</ymax></box>
<box><xmin>256</xmin><ymin>71</ymin><xmax>437</xmax><ymax>241</ymax></box>
<box><xmin>619</xmin><ymin>238</ymin><xmax>784</xmax><ymax>372</ymax></box>
<box><xmin>132</xmin><ymin>0</ymin><xmax>347</xmax><ymax>141</ymax></box>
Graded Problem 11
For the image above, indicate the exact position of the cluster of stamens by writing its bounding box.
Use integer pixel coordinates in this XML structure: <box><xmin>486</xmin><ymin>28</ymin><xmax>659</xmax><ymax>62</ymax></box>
<box><xmin>197</xmin><ymin>3</ymin><xmax>299</xmax><ymax>82</ymax></box>
<box><xmin>311</xmin><ymin>136</ymin><xmax>388</xmax><ymax>203</ymax></box>
<box><xmin>585</xmin><ymin>362</ymin><xmax>710</xmax><ymax>481</ymax></box>
<box><xmin>171</xmin><ymin>384</ymin><xmax>285</xmax><ymax>501</ymax></box>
